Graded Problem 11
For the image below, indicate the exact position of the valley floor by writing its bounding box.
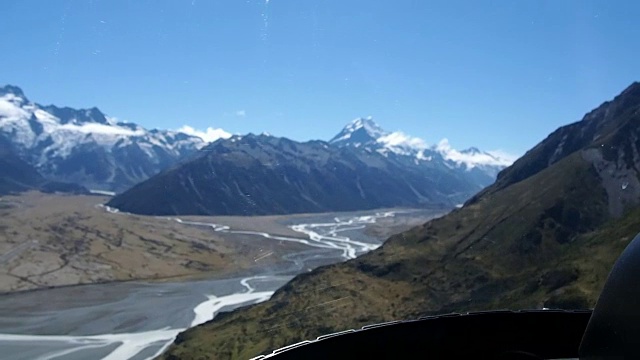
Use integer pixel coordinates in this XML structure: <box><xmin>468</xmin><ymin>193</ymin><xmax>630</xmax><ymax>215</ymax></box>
<box><xmin>0</xmin><ymin>192</ymin><xmax>441</xmax><ymax>293</ymax></box>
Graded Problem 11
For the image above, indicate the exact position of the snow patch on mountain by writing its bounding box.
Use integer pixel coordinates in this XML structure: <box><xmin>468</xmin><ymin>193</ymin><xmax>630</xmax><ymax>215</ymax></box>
<box><xmin>0</xmin><ymin>94</ymin><xmax>29</xmax><ymax>120</ymax></box>
<box><xmin>58</xmin><ymin>122</ymin><xmax>147</xmax><ymax>136</ymax></box>
<box><xmin>436</xmin><ymin>138</ymin><xmax>513</xmax><ymax>169</ymax></box>
<box><xmin>177</xmin><ymin>125</ymin><xmax>232</xmax><ymax>143</ymax></box>
<box><xmin>0</xmin><ymin>85</ymin><xmax>233</xmax><ymax>191</ymax></box>
<box><xmin>377</xmin><ymin>131</ymin><xmax>428</xmax><ymax>153</ymax></box>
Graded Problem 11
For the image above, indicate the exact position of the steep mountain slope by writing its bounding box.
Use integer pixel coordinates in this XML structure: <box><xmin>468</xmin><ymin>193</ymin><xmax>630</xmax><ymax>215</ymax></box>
<box><xmin>107</xmin><ymin>134</ymin><xmax>483</xmax><ymax>215</ymax></box>
<box><xmin>0</xmin><ymin>85</ymin><xmax>214</xmax><ymax>192</ymax></box>
<box><xmin>0</xmin><ymin>135</ymin><xmax>45</xmax><ymax>194</ymax></box>
<box><xmin>0</xmin><ymin>135</ymin><xmax>87</xmax><ymax>195</ymax></box>
<box><xmin>160</xmin><ymin>82</ymin><xmax>640</xmax><ymax>360</ymax></box>
<box><xmin>470</xmin><ymin>82</ymin><xmax>640</xmax><ymax>206</ymax></box>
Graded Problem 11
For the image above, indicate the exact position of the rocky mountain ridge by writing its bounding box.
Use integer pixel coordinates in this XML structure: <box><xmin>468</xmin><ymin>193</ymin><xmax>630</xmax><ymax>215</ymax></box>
<box><xmin>107</xmin><ymin>132</ymin><xmax>492</xmax><ymax>215</ymax></box>
<box><xmin>0</xmin><ymin>85</ymin><xmax>209</xmax><ymax>192</ymax></box>
<box><xmin>1</xmin><ymin>85</ymin><xmax>510</xmax><ymax>197</ymax></box>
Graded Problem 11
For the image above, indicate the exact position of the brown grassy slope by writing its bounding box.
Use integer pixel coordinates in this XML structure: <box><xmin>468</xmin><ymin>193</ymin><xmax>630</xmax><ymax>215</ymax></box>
<box><xmin>0</xmin><ymin>192</ymin><xmax>310</xmax><ymax>292</ymax></box>
<box><xmin>160</xmin><ymin>151</ymin><xmax>639</xmax><ymax>360</ymax></box>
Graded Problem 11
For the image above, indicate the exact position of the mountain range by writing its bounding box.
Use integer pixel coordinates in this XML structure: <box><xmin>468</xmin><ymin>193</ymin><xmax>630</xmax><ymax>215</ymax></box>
<box><xmin>1</xmin><ymin>85</ymin><xmax>511</xmax><ymax>215</ymax></box>
<box><xmin>330</xmin><ymin>117</ymin><xmax>509</xmax><ymax>179</ymax></box>
<box><xmin>0</xmin><ymin>85</ymin><xmax>209</xmax><ymax>192</ymax></box>
<box><xmin>159</xmin><ymin>82</ymin><xmax>640</xmax><ymax>360</ymax></box>
<box><xmin>106</xmin><ymin>118</ymin><xmax>510</xmax><ymax>215</ymax></box>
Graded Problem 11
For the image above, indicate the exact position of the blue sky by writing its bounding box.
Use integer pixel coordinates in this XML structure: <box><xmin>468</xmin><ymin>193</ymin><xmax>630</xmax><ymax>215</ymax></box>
<box><xmin>2</xmin><ymin>0</ymin><xmax>639</xmax><ymax>156</ymax></box>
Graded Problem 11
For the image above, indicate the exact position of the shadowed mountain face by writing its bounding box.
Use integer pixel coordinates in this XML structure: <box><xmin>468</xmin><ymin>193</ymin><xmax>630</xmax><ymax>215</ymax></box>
<box><xmin>108</xmin><ymin>117</ymin><xmax>515</xmax><ymax>216</ymax></box>
<box><xmin>471</xmin><ymin>81</ymin><xmax>640</xmax><ymax>207</ymax></box>
<box><xmin>0</xmin><ymin>135</ymin><xmax>88</xmax><ymax>195</ymax></box>
<box><xmin>107</xmin><ymin>134</ymin><xmax>488</xmax><ymax>215</ymax></box>
<box><xmin>159</xmin><ymin>83</ymin><xmax>640</xmax><ymax>360</ymax></box>
<box><xmin>0</xmin><ymin>135</ymin><xmax>44</xmax><ymax>194</ymax></box>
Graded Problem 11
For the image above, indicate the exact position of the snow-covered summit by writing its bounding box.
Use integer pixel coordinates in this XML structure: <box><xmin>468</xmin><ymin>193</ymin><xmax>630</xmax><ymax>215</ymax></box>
<box><xmin>329</xmin><ymin>117</ymin><xmax>516</xmax><ymax>180</ymax></box>
<box><xmin>436</xmin><ymin>139</ymin><xmax>514</xmax><ymax>169</ymax></box>
<box><xmin>329</xmin><ymin>117</ymin><xmax>387</xmax><ymax>147</ymax></box>
<box><xmin>0</xmin><ymin>85</ymin><xmax>26</xmax><ymax>99</ymax></box>
<box><xmin>0</xmin><ymin>87</ymin><xmax>203</xmax><ymax>155</ymax></box>
<box><xmin>0</xmin><ymin>85</ymin><xmax>229</xmax><ymax>192</ymax></box>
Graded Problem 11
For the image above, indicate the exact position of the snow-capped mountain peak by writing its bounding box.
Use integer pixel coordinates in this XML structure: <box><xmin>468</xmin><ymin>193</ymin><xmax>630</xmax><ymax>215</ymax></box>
<box><xmin>345</xmin><ymin>116</ymin><xmax>386</xmax><ymax>136</ymax></box>
<box><xmin>0</xmin><ymin>85</ymin><xmax>222</xmax><ymax>192</ymax></box>
<box><xmin>461</xmin><ymin>146</ymin><xmax>482</xmax><ymax>155</ymax></box>
<box><xmin>40</xmin><ymin>105</ymin><xmax>111</xmax><ymax>125</ymax></box>
<box><xmin>0</xmin><ymin>85</ymin><xmax>27</xmax><ymax>99</ymax></box>
<box><xmin>435</xmin><ymin>139</ymin><xmax>513</xmax><ymax>169</ymax></box>
<box><xmin>329</xmin><ymin>118</ymin><xmax>516</xmax><ymax>182</ymax></box>
<box><xmin>329</xmin><ymin>116</ymin><xmax>388</xmax><ymax>146</ymax></box>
